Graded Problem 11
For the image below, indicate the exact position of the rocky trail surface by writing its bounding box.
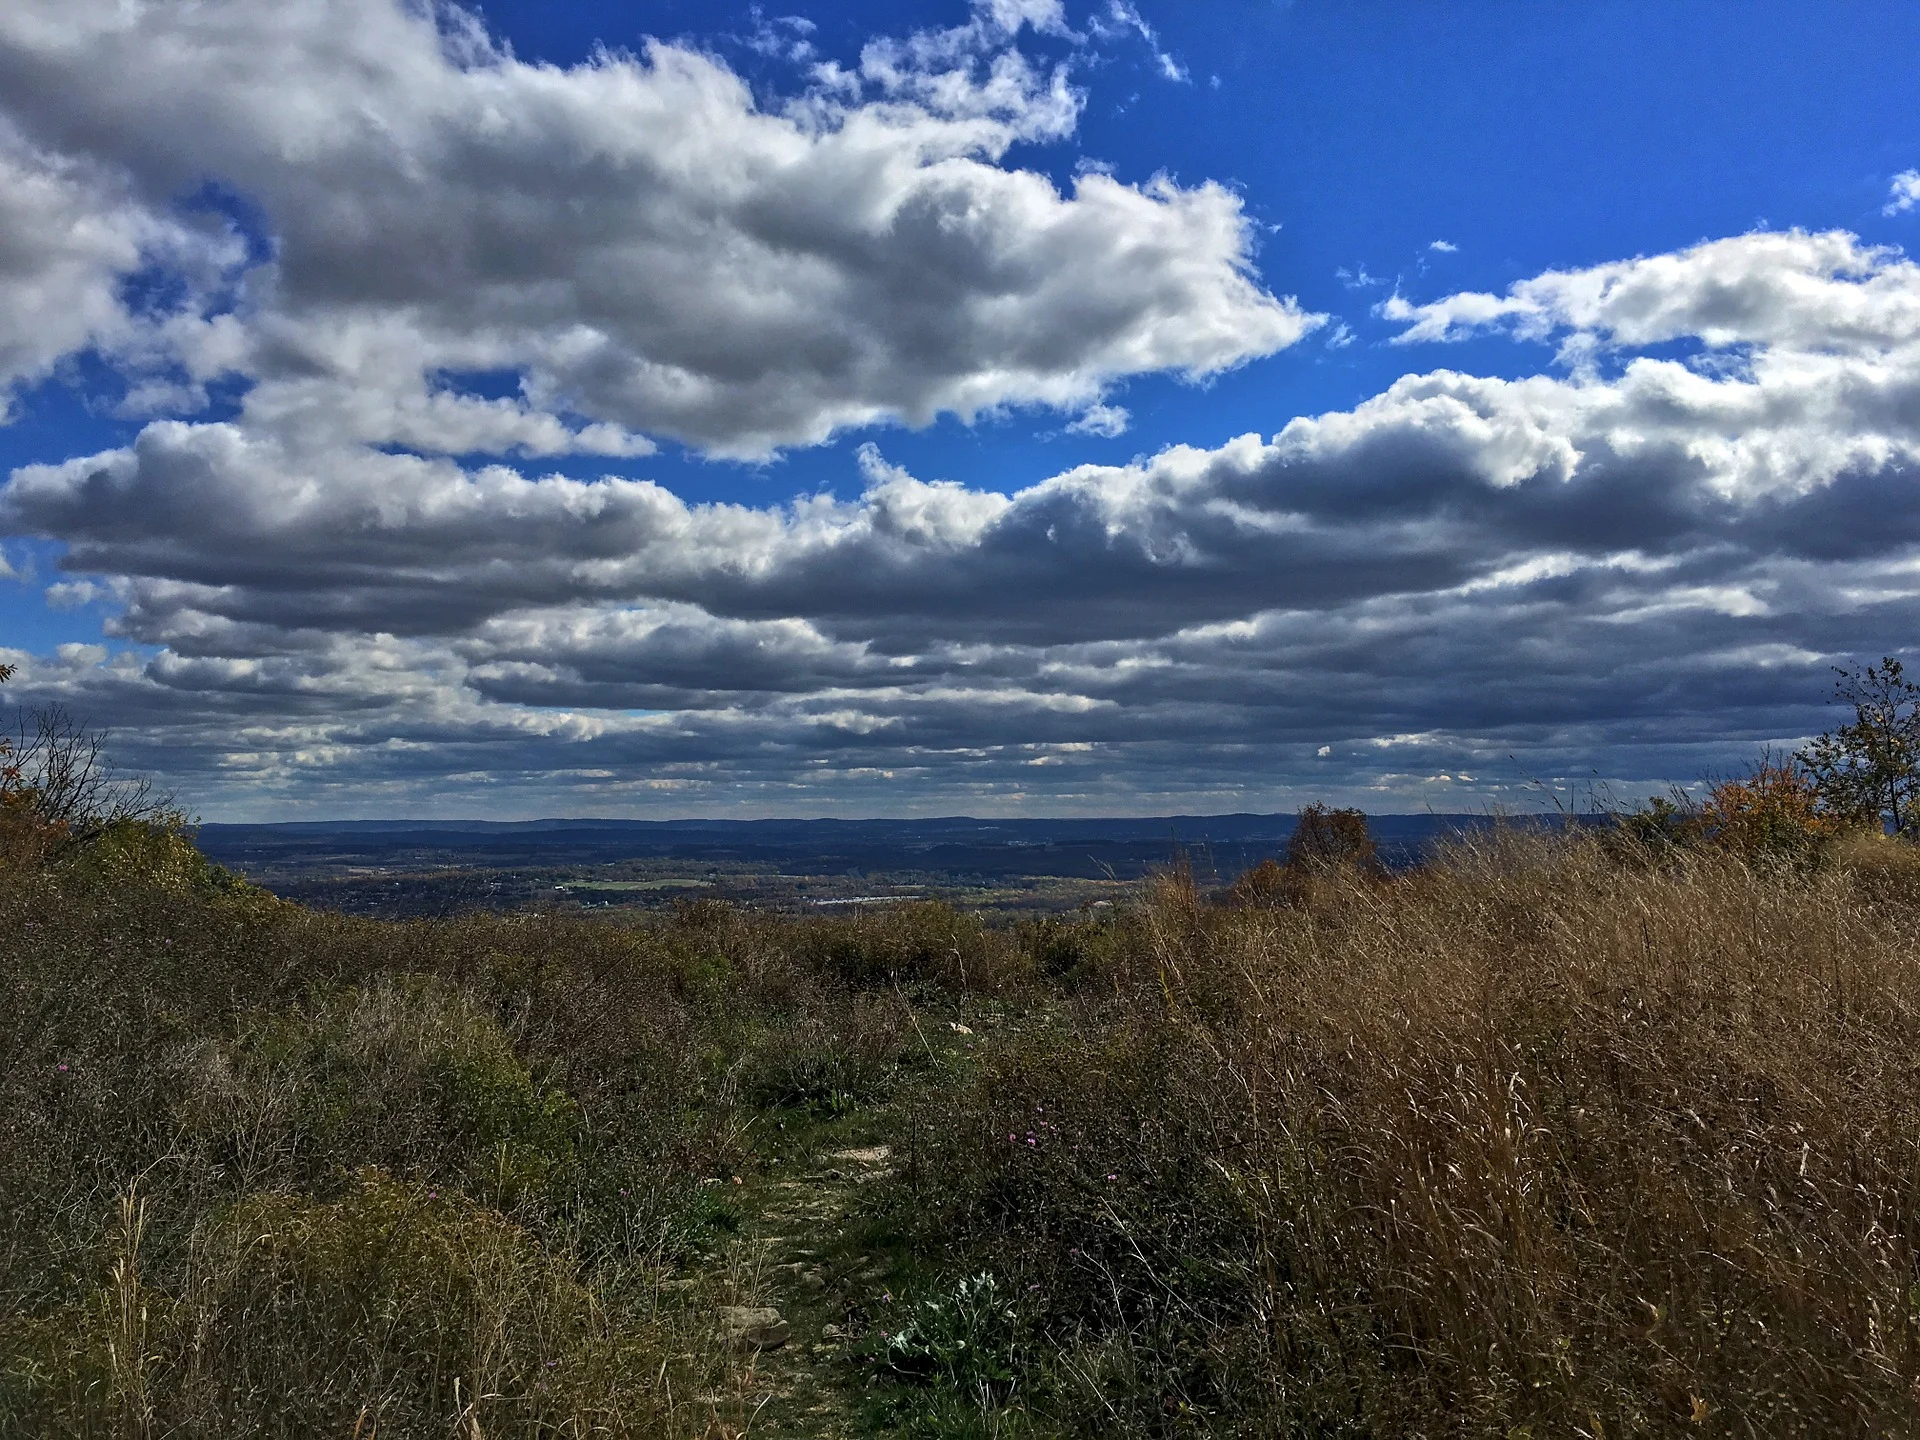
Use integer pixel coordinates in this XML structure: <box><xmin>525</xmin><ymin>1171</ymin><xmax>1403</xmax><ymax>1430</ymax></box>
<box><xmin>681</xmin><ymin>1131</ymin><xmax>902</xmax><ymax>1438</ymax></box>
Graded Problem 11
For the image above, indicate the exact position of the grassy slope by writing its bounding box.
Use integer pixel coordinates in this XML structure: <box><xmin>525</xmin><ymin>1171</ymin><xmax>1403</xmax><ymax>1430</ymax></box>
<box><xmin>6</xmin><ymin>823</ymin><xmax>1920</xmax><ymax>1436</ymax></box>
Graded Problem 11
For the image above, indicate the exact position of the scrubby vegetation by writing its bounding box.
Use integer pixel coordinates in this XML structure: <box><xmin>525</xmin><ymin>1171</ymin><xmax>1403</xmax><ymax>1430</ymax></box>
<box><xmin>0</xmin><ymin>816</ymin><xmax>1001</xmax><ymax>1436</ymax></box>
<box><xmin>9</xmin><ymin>666</ymin><xmax>1920</xmax><ymax>1436</ymax></box>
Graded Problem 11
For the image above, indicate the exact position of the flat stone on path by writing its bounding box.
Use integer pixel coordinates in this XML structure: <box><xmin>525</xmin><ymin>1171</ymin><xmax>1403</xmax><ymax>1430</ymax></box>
<box><xmin>826</xmin><ymin>1144</ymin><xmax>892</xmax><ymax>1166</ymax></box>
<box><xmin>719</xmin><ymin>1305</ymin><xmax>791</xmax><ymax>1351</ymax></box>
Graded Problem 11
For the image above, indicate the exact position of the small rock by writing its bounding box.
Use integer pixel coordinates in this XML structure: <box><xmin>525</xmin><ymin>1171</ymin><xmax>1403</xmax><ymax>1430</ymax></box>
<box><xmin>719</xmin><ymin>1305</ymin><xmax>790</xmax><ymax>1351</ymax></box>
<box><xmin>827</xmin><ymin>1145</ymin><xmax>892</xmax><ymax>1166</ymax></box>
<box><xmin>770</xmin><ymin>1261</ymin><xmax>829</xmax><ymax>1290</ymax></box>
<box><xmin>948</xmin><ymin>1022</ymin><xmax>974</xmax><ymax>1035</ymax></box>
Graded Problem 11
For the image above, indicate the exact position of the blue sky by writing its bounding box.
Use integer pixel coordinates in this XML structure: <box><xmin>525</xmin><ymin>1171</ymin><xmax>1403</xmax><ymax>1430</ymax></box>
<box><xmin>1</xmin><ymin>0</ymin><xmax>1919</xmax><ymax>817</ymax></box>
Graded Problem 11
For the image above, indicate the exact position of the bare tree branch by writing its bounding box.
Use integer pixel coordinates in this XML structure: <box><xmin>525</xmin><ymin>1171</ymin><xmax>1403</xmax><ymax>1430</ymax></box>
<box><xmin>0</xmin><ymin>706</ymin><xmax>176</xmax><ymax>857</ymax></box>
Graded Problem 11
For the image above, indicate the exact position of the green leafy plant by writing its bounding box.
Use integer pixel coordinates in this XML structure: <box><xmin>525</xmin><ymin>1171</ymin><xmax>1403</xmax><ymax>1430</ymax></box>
<box><xmin>879</xmin><ymin>1272</ymin><xmax>1025</xmax><ymax>1394</ymax></box>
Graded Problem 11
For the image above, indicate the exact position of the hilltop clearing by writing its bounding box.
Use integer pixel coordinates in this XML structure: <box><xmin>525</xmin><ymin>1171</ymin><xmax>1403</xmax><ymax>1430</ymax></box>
<box><xmin>7</xmin><ymin>816</ymin><xmax>1920</xmax><ymax>1435</ymax></box>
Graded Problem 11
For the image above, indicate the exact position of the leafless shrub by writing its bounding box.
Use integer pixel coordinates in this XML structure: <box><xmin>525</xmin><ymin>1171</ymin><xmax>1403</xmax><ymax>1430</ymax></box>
<box><xmin>0</xmin><ymin>705</ymin><xmax>175</xmax><ymax>859</ymax></box>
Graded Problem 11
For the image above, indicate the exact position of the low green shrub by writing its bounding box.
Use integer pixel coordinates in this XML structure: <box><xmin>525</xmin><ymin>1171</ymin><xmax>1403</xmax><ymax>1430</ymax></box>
<box><xmin>743</xmin><ymin>990</ymin><xmax>918</xmax><ymax>1113</ymax></box>
<box><xmin>178</xmin><ymin>976</ymin><xmax>578</xmax><ymax>1203</ymax></box>
<box><xmin>791</xmin><ymin>901</ymin><xmax>1032</xmax><ymax>994</ymax></box>
<box><xmin>877</xmin><ymin>1272</ymin><xmax>1027</xmax><ymax>1394</ymax></box>
<box><xmin>1013</xmin><ymin>911</ymin><xmax>1125</xmax><ymax>987</ymax></box>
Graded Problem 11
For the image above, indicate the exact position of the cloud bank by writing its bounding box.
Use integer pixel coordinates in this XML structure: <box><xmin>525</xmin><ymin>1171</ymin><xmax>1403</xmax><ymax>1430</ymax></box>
<box><xmin>0</xmin><ymin>1</ymin><xmax>1916</xmax><ymax>816</ymax></box>
<box><xmin>0</xmin><ymin>0</ymin><xmax>1311</xmax><ymax>460</ymax></box>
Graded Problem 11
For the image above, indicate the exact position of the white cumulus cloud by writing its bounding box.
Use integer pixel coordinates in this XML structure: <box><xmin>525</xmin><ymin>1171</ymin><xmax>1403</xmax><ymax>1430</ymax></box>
<box><xmin>1381</xmin><ymin>230</ymin><xmax>1917</xmax><ymax>355</ymax></box>
<box><xmin>1066</xmin><ymin>402</ymin><xmax>1131</xmax><ymax>437</ymax></box>
<box><xmin>11</xmin><ymin>222</ymin><xmax>1920</xmax><ymax>813</ymax></box>
<box><xmin>0</xmin><ymin>0</ymin><xmax>1315</xmax><ymax>460</ymax></box>
<box><xmin>1887</xmin><ymin>170</ymin><xmax>1920</xmax><ymax>215</ymax></box>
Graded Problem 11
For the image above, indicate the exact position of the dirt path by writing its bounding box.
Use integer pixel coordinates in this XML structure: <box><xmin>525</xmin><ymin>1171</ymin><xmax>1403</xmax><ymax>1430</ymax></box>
<box><xmin>682</xmin><ymin>1130</ymin><xmax>899</xmax><ymax>1438</ymax></box>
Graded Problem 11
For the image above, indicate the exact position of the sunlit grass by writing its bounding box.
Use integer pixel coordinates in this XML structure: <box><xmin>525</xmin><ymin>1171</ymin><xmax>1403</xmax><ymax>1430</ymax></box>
<box><xmin>7</xmin><ymin>815</ymin><xmax>1920</xmax><ymax>1435</ymax></box>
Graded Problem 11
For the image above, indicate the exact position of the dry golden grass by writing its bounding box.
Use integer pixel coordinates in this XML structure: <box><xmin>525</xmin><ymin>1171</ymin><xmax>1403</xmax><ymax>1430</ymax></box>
<box><xmin>907</xmin><ymin>830</ymin><xmax>1920</xmax><ymax>1436</ymax></box>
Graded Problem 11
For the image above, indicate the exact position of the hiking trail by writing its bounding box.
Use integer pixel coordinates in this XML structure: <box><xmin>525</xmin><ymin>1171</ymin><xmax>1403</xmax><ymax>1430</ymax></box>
<box><xmin>677</xmin><ymin>1129</ymin><xmax>900</xmax><ymax>1438</ymax></box>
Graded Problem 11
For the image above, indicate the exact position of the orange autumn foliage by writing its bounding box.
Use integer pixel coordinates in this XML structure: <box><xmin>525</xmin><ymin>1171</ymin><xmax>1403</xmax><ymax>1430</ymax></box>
<box><xmin>1694</xmin><ymin>758</ymin><xmax>1839</xmax><ymax>859</ymax></box>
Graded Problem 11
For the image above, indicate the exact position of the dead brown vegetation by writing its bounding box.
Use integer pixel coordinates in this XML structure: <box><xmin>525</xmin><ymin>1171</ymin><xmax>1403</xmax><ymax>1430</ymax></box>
<box><xmin>906</xmin><ymin>828</ymin><xmax>1920</xmax><ymax>1436</ymax></box>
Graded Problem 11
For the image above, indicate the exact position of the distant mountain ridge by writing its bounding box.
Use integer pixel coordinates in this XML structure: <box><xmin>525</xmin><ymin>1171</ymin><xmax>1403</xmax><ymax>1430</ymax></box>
<box><xmin>197</xmin><ymin>812</ymin><xmax>1507</xmax><ymax>835</ymax></box>
<box><xmin>195</xmin><ymin>812</ymin><xmax>1548</xmax><ymax>883</ymax></box>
